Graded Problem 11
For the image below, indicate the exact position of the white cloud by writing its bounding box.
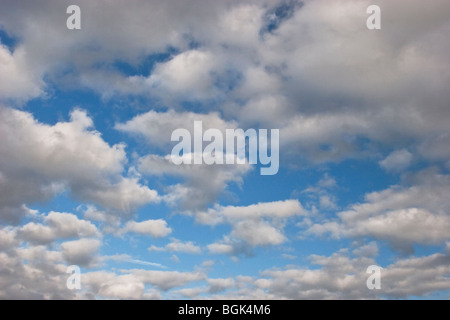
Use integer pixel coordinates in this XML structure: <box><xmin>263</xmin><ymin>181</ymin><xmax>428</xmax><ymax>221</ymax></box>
<box><xmin>380</xmin><ymin>149</ymin><xmax>413</xmax><ymax>172</ymax></box>
<box><xmin>197</xmin><ymin>199</ymin><xmax>304</xmax><ymax>225</ymax></box>
<box><xmin>127</xmin><ymin>269</ymin><xmax>205</xmax><ymax>291</ymax></box>
<box><xmin>97</xmin><ymin>274</ymin><xmax>145</xmax><ymax>300</ymax></box>
<box><xmin>19</xmin><ymin>211</ymin><xmax>99</xmax><ymax>245</ymax></box>
<box><xmin>60</xmin><ymin>238</ymin><xmax>101</xmax><ymax>267</ymax></box>
<box><xmin>0</xmin><ymin>44</ymin><xmax>43</xmax><ymax>100</ymax></box>
<box><xmin>308</xmin><ymin>171</ymin><xmax>450</xmax><ymax>252</ymax></box>
<box><xmin>352</xmin><ymin>242</ymin><xmax>379</xmax><ymax>258</ymax></box>
<box><xmin>81</xmin><ymin>177</ymin><xmax>159</xmax><ymax>214</ymax></box>
<box><xmin>116</xmin><ymin>109</ymin><xmax>237</xmax><ymax>151</ymax></box>
<box><xmin>203</xmin><ymin>200</ymin><xmax>304</xmax><ymax>254</ymax></box>
<box><xmin>81</xmin><ymin>269</ymin><xmax>206</xmax><ymax>299</ymax></box>
<box><xmin>0</xmin><ymin>227</ymin><xmax>18</xmax><ymax>251</ymax></box>
<box><xmin>219</xmin><ymin>3</ymin><xmax>265</xmax><ymax>47</ymax></box>
<box><xmin>231</xmin><ymin>220</ymin><xmax>285</xmax><ymax>246</ymax></box>
<box><xmin>123</xmin><ymin>219</ymin><xmax>172</xmax><ymax>238</ymax></box>
<box><xmin>207</xmin><ymin>242</ymin><xmax>236</xmax><ymax>255</ymax></box>
<box><xmin>149</xmin><ymin>238</ymin><xmax>202</xmax><ymax>254</ymax></box>
<box><xmin>208</xmin><ymin>278</ymin><xmax>235</xmax><ymax>294</ymax></box>
<box><xmin>81</xmin><ymin>205</ymin><xmax>121</xmax><ymax>234</ymax></box>
<box><xmin>2</xmin><ymin>0</ymin><xmax>449</xmax><ymax>169</ymax></box>
<box><xmin>117</xmin><ymin>109</ymin><xmax>251</xmax><ymax>211</ymax></box>
<box><xmin>170</xmin><ymin>247</ymin><xmax>450</xmax><ymax>300</ymax></box>
<box><xmin>1</xmin><ymin>237</ymin><xmax>449</xmax><ymax>299</ymax></box>
<box><xmin>0</xmin><ymin>107</ymin><xmax>159</xmax><ymax>223</ymax></box>
<box><xmin>0</xmin><ymin>243</ymin><xmax>73</xmax><ymax>299</ymax></box>
<box><xmin>145</xmin><ymin>50</ymin><xmax>218</xmax><ymax>100</ymax></box>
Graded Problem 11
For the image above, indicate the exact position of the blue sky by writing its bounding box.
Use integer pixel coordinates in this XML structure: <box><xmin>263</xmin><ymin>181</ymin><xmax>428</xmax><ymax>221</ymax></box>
<box><xmin>0</xmin><ymin>0</ymin><xmax>450</xmax><ymax>299</ymax></box>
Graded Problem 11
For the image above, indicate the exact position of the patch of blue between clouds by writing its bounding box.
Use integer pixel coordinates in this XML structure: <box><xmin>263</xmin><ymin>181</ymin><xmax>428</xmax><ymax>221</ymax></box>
<box><xmin>0</xmin><ymin>27</ymin><xmax>18</xmax><ymax>50</ymax></box>
<box><xmin>261</xmin><ymin>0</ymin><xmax>304</xmax><ymax>36</ymax></box>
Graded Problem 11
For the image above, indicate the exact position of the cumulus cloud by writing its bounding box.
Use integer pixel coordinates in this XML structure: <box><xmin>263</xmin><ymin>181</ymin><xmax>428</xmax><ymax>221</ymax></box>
<box><xmin>149</xmin><ymin>238</ymin><xmax>202</xmax><ymax>254</ymax></box>
<box><xmin>0</xmin><ymin>227</ymin><xmax>18</xmax><ymax>251</ymax></box>
<box><xmin>123</xmin><ymin>219</ymin><xmax>172</xmax><ymax>238</ymax></box>
<box><xmin>97</xmin><ymin>274</ymin><xmax>145</xmax><ymax>300</ymax></box>
<box><xmin>2</xmin><ymin>0</ymin><xmax>449</xmax><ymax>167</ymax></box>
<box><xmin>203</xmin><ymin>200</ymin><xmax>304</xmax><ymax>255</ymax></box>
<box><xmin>166</xmin><ymin>247</ymin><xmax>450</xmax><ymax>300</ymax></box>
<box><xmin>197</xmin><ymin>199</ymin><xmax>305</xmax><ymax>225</ymax></box>
<box><xmin>143</xmin><ymin>50</ymin><xmax>219</xmax><ymax>101</ymax></box>
<box><xmin>117</xmin><ymin>109</ymin><xmax>253</xmax><ymax>211</ymax></box>
<box><xmin>207</xmin><ymin>242</ymin><xmax>236</xmax><ymax>256</ymax></box>
<box><xmin>308</xmin><ymin>171</ymin><xmax>450</xmax><ymax>252</ymax></box>
<box><xmin>379</xmin><ymin>149</ymin><xmax>413</xmax><ymax>172</ymax></box>
<box><xmin>19</xmin><ymin>211</ymin><xmax>99</xmax><ymax>245</ymax></box>
<box><xmin>1</xmin><ymin>235</ymin><xmax>448</xmax><ymax>299</ymax></box>
<box><xmin>0</xmin><ymin>107</ymin><xmax>159</xmax><ymax>223</ymax></box>
<box><xmin>231</xmin><ymin>220</ymin><xmax>286</xmax><ymax>247</ymax></box>
<box><xmin>0</xmin><ymin>244</ymin><xmax>72</xmax><ymax>299</ymax></box>
<box><xmin>81</xmin><ymin>205</ymin><xmax>121</xmax><ymax>234</ymax></box>
<box><xmin>60</xmin><ymin>238</ymin><xmax>101</xmax><ymax>267</ymax></box>
<box><xmin>0</xmin><ymin>44</ymin><xmax>43</xmax><ymax>100</ymax></box>
<box><xmin>116</xmin><ymin>109</ymin><xmax>237</xmax><ymax>151</ymax></box>
<box><xmin>80</xmin><ymin>269</ymin><xmax>206</xmax><ymax>299</ymax></box>
<box><xmin>208</xmin><ymin>278</ymin><xmax>235</xmax><ymax>294</ymax></box>
<box><xmin>141</xmin><ymin>155</ymin><xmax>251</xmax><ymax>211</ymax></box>
<box><xmin>127</xmin><ymin>269</ymin><xmax>205</xmax><ymax>291</ymax></box>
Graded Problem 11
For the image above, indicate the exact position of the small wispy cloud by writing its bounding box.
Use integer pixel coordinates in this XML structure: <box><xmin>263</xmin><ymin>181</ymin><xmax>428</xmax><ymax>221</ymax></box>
<box><xmin>102</xmin><ymin>254</ymin><xmax>167</xmax><ymax>269</ymax></box>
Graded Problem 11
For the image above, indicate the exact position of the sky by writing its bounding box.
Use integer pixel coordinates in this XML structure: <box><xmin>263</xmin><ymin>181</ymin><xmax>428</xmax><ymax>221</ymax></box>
<box><xmin>0</xmin><ymin>0</ymin><xmax>450</xmax><ymax>300</ymax></box>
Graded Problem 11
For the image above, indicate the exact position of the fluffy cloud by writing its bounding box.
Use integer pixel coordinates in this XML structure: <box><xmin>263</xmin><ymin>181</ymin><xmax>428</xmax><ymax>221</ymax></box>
<box><xmin>231</xmin><ymin>220</ymin><xmax>285</xmax><ymax>247</ymax></box>
<box><xmin>379</xmin><ymin>149</ymin><xmax>413</xmax><ymax>172</ymax></box>
<box><xmin>116</xmin><ymin>109</ymin><xmax>237</xmax><ymax>151</ymax></box>
<box><xmin>19</xmin><ymin>211</ymin><xmax>99</xmax><ymax>245</ymax></box>
<box><xmin>60</xmin><ymin>238</ymin><xmax>101</xmax><ymax>267</ymax></box>
<box><xmin>117</xmin><ymin>109</ymin><xmax>252</xmax><ymax>211</ymax></box>
<box><xmin>308</xmin><ymin>171</ymin><xmax>450</xmax><ymax>252</ymax></box>
<box><xmin>1</xmin><ymin>236</ymin><xmax>448</xmax><ymax>299</ymax></box>
<box><xmin>81</xmin><ymin>205</ymin><xmax>121</xmax><ymax>234</ymax></box>
<box><xmin>170</xmin><ymin>246</ymin><xmax>450</xmax><ymax>300</ymax></box>
<box><xmin>127</xmin><ymin>270</ymin><xmax>205</xmax><ymax>291</ymax></box>
<box><xmin>203</xmin><ymin>200</ymin><xmax>304</xmax><ymax>255</ymax></box>
<box><xmin>149</xmin><ymin>239</ymin><xmax>202</xmax><ymax>254</ymax></box>
<box><xmin>0</xmin><ymin>44</ymin><xmax>43</xmax><ymax>100</ymax></box>
<box><xmin>80</xmin><ymin>269</ymin><xmax>205</xmax><ymax>299</ymax></box>
<box><xmin>0</xmin><ymin>244</ymin><xmax>73</xmax><ymax>299</ymax></box>
<box><xmin>208</xmin><ymin>278</ymin><xmax>235</xmax><ymax>294</ymax></box>
<box><xmin>95</xmin><ymin>274</ymin><xmax>148</xmax><ymax>300</ymax></box>
<box><xmin>255</xmin><ymin>248</ymin><xmax>450</xmax><ymax>299</ymax></box>
<box><xmin>198</xmin><ymin>199</ymin><xmax>304</xmax><ymax>225</ymax></box>
<box><xmin>0</xmin><ymin>227</ymin><xmax>18</xmax><ymax>251</ymax></box>
<box><xmin>2</xmin><ymin>0</ymin><xmax>449</xmax><ymax>167</ymax></box>
<box><xmin>123</xmin><ymin>219</ymin><xmax>172</xmax><ymax>238</ymax></box>
<box><xmin>143</xmin><ymin>50</ymin><xmax>219</xmax><ymax>101</ymax></box>
<box><xmin>0</xmin><ymin>107</ymin><xmax>159</xmax><ymax>223</ymax></box>
<box><xmin>141</xmin><ymin>155</ymin><xmax>250</xmax><ymax>211</ymax></box>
